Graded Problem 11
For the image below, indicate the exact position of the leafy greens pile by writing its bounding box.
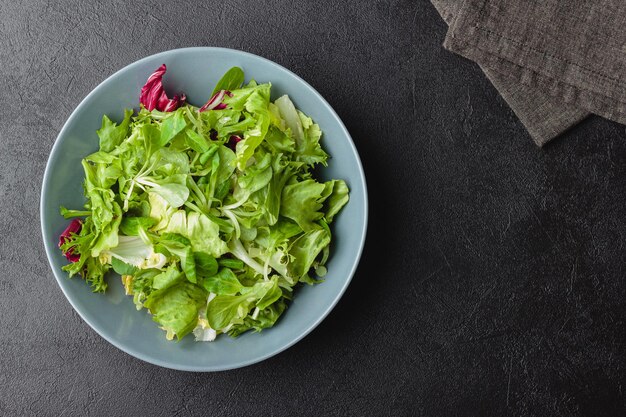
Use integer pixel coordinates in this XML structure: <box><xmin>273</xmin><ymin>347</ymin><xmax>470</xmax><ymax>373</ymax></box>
<box><xmin>59</xmin><ymin>66</ymin><xmax>349</xmax><ymax>341</ymax></box>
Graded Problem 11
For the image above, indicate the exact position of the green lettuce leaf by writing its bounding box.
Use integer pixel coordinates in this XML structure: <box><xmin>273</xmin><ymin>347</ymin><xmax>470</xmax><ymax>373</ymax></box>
<box><xmin>162</xmin><ymin>210</ymin><xmax>228</xmax><ymax>258</ymax></box>
<box><xmin>145</xmin><ymin>282</ymin><xmax>208</xmax><ymax>340</ymax></box>
<box><xmin>152</xmin><ymin>264</ymin><xmax>184</xmax><ymax>290</ymax></box>
<box><xmin>323</xmin><ymin>180</ymin><xmax>350</xmax><ymax>223</ymax></box>
<box><xmin>119</xmin><ymin>216</ymin><xmax>156</xmax><ymax>236</ymax></box>
<box><xmin>280</xmin><ymin>179</ymin><xmax>326</xmax><ymax>232</ymax></box>
<box><xmin>274</xmin><ymin>95</ymin><xmax>304</xmax><ymax>145</ymax></box>
<box><xmin>200</xmin><ymin>268</ymin><xmax>243</xmax><ymax>295</ymax></box>
<box><xmin>234</xmin><ymin>84</ymin><xmax>271</xmax><ymax>170</ymax></box>
<box><xmin>187</xmin><ymin>212</ymin><xmax>229</xmax><ymax>257</ymax></box>
<box><xmin>206</xmin><ymin>276</ymin><xmax>280</xmax><ymax>330</ymax></box>
<box><xmin>160</xmin><ymin>110</ymin><xmax>187</xmax><ymax>147</ymax></box>
<box><xmin>288</xmin><ymin>228</ymin><xmax>331</xmax><ymax>279</ymax></box>
<box><xmin>212</xmin><ymin>66</ymin><xmax>245</xmax><ymax>95</ymax></box>
<box><xmin>97</xmin><ymin>109</ymin><xmax>133</xmax><ymax>152</ymax></box>
<box><xmin>296</xmin><ymin>111</ymin><xmax>328</xmax><ymax>166</ymax></box>
<box><xmin>142</xmin><ymin>174</ymin><xmax>189</xmax><ymax>208</ymax></box>
<box><xmin>194</xmin><ymin>252</ymin><xmax>218</xmax><ymax>277</ymax></box>
<box><xmin>110</xmin><ymin>257</ymin><xmax>138</xmax><ymax>276</ymax></box>
<box><xmin>185</xmin><ymin>129</ymin><xmax>210</xmax><ymax>154</ymax></box>
<box><xmin>228</xmin><ymin>300</ymin><xmax>287</xmax><ymax>337</ymax></box>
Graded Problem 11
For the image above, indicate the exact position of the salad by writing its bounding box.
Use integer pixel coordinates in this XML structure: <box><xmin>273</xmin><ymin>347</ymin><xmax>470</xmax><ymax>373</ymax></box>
<box><xmin>58</xmin><ymin>65</ymin><xmax>349</xmax><ymax>342</ymax></box>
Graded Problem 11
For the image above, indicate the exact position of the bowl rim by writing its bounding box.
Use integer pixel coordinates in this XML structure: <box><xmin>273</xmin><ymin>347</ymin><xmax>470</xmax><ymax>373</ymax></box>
<box><xmin>40</xmin><ymin>47</ymin><xmax>368</xmax><ymax>371</ymax></box>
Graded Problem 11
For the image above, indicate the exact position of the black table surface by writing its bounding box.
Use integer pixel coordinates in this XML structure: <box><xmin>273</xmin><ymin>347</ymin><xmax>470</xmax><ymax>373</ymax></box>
<box><xmin>1</xmin><ymin>1</ymin><xmax>625</xmax><ymax>415</ymax></box>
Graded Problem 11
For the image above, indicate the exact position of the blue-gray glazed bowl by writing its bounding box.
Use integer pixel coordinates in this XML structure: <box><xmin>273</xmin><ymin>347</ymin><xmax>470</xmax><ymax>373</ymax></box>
<box><xmin>41</xmin><ymin>47</ymin><xmax>367</xmax><ymax>371</ymax></box>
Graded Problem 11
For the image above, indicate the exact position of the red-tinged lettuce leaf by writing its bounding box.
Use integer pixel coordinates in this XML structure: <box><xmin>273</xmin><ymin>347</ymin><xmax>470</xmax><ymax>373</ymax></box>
<box><xmin>199</xmin><ymin>90</ymin><xmax>231</xmax><ymax>112</ymax></box>
<box><xmin>140</xmin><ymin>64</ymin><xmax>186</xmax><ymax>112</ymax></box>
<box><xmin>58</xmin><ymin>218</ymin><xmax>82</xmax><ymax>262</ymax></box>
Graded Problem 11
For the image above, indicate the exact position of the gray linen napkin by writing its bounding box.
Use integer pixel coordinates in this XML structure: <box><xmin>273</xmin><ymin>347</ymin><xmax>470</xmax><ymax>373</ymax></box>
<box><xmin>432</xmin><ymin>0</ymin><xmax>626</xmax><ymax>146</ymax></box>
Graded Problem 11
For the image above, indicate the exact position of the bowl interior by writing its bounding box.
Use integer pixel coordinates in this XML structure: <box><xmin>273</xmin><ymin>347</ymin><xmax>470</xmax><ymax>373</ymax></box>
<box><xmin>41</xmin><ymin>47</ymin><xmax>367</xmax><ymax>371</ymax></box>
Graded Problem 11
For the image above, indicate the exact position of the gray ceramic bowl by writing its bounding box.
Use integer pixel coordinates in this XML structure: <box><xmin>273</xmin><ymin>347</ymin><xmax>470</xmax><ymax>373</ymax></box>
<box><xmin>41</xmin><ymin>47</ymin><xmax>367</xmax><ymax>371</ymax></box>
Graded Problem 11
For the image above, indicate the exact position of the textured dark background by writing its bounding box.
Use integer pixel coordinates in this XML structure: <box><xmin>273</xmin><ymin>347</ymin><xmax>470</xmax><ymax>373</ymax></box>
<box><xmin>1</xmin><ymin>0</ymin><xmax>625</xmax><ymax>416</ymax></box>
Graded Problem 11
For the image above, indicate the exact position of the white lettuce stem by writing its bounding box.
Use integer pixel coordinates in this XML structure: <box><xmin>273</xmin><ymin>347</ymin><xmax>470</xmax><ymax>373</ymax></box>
<box><xmin>229</xmin><ymin>238</ymin><xmax>266</xmax><ymax>276</ymax></box>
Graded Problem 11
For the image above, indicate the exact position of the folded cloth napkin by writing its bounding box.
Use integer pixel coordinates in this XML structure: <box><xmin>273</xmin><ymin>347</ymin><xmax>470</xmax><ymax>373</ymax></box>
<box><xmin>432</xmin><ymin>0</ymin><xmax>626</xmax><ymax>146</ymax></box>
